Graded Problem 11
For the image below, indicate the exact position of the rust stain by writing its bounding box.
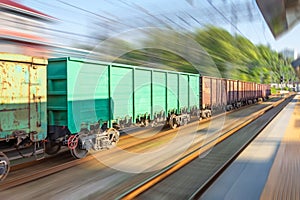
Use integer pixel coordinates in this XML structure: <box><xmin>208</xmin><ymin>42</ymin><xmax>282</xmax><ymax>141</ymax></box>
<box><xmin>0</xmin><ymin>53</ymin><xmax>47</xmax><ymax>141</ymax></box>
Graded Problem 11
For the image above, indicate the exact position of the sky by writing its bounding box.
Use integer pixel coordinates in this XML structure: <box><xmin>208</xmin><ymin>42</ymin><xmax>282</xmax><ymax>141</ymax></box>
<box><xmin>18</xmin><ymin>0</ymin><xmax>300</xmax><ymax>56</ymax></box>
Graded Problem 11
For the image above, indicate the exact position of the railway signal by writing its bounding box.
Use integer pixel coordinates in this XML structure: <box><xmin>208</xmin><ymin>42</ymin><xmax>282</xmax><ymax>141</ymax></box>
<box><xmin>280</xmin><ymin>76</ymin><xmax>284</xmax><ymax>83</ymax></box>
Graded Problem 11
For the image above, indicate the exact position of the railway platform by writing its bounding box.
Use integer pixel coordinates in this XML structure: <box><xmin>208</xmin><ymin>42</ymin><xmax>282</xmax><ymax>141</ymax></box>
<box><xmin>201</xmin><ymin>94</ymin><xmax>300</xmax><ymax>200</ymax></box>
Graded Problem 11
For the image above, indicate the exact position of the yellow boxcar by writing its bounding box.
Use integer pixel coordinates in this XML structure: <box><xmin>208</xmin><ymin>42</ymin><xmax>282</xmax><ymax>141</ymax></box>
<box><xmin>0</xmin><ymin>53</ymin><xmax>47</xmax><ymax>142</ymax></box>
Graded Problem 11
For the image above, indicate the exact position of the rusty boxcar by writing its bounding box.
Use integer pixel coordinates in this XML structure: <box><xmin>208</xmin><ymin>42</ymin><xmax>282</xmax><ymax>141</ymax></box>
<box><xmin>0</xmin><ymin>53</ymin><xmax>47</xmax><ymax>180</ymax></box>
<box><xmin>200</xmin><ymin>76</ymin><xmax>270</xmax><ymax>114</ymax></box>
<box><xmin>200</xmin><ymin>76</ymin><xmax>227</xmax><ymax>116</ymax></box>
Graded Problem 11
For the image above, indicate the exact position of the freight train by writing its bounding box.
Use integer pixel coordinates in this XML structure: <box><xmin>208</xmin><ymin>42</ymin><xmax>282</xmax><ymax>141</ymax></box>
<box><xmin>0</xmin><ymin>53</ymin><xmax>271</xmax><ymax>181</ymax></box>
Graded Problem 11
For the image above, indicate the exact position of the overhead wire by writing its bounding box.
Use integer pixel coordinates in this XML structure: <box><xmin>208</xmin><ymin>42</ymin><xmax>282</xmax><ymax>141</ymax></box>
<box><xmin>206</xmin><ymin>0</ymin><xmax>246</xmax><ymax>37</ymax></box>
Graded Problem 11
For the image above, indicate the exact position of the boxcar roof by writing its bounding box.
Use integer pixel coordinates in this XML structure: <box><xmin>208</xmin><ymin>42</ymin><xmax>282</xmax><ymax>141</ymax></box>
<box><xmin>0</xmin><ymin>52</ymin><xmax>48</xmax><ymax>64</ymax></box>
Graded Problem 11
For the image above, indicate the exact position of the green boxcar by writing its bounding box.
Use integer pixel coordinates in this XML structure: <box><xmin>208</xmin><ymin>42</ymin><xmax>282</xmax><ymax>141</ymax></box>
<box><xmin>47</xmin><ymin>57</ymin><xmax>199</xmax><ymax>133</ymax></box>
<box><xmin>47</xmin><ymin>57</ymin><xmax>111</xmax><ymax>134</ymax></box>
<box><xmin>0</xmin><ymin>53</ymin><xmax>47</xmax><ymax>141</ymax></box>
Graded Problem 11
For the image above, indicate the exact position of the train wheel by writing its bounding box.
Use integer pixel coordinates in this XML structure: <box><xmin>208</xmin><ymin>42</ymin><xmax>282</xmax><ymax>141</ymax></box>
<box><xmin>107</xmin><ymin>128</ymin><xmax>120</xmax><ymax>145</ymax></box>
<box><xmin>0</xmin><ymin>152</ymin><xmax>10</xmax><ymax>181</ymax></box>
<box><xmin>169</xmin><ymin>114</ymin><xmax>178</xmax><ymax>129</ymax></box>
<box><xmin>70</xmin><ymin>144</ymin><xmax>88</xmax><ymax>159</ymax></box>
<box><xmin>45</xmin><ymin>139</ymin><xmax>61</xmax><ymax>155</ymax></box>
<box><xmin>69</xmin><ymin>136</ymin><xmax>88</xmax><ymax>159</ymax></box>
<box><xmin>206</xmin><ymin>112</ymin><xmax>211</xmax><ymax>118</ymax></box>
<box><xmin>70</xmin><ymin>146</ymin><xmax>88</xmax><ymax>159</ymax></box>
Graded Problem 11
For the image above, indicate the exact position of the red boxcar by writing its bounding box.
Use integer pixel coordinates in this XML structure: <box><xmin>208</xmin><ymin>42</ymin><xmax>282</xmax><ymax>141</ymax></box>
<box><xmin>200</xmin><ymin>76</ymin><xmax>270</xmax><ymax>114</ymax></box>
<box><xmin>200</xmin><ymin>76</ymin><xmax>226</xmax><ymax>114</ymax></box>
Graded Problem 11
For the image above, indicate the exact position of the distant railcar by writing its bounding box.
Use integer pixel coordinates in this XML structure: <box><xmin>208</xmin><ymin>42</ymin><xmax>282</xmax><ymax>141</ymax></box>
<box><xmin>200</xmin><ymin>76</ymin><xmax>270</xmax><ymax>113</ymax></box>
<box><xmin>200</xmin><ymin>76</ymin><xmax>226</xmax><ymax>116</ymax></box>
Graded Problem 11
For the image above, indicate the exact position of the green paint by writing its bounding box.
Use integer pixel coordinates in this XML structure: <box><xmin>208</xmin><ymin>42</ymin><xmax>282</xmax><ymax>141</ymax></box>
<box><xmin>48</xmin><ymin>57</ymin><xmax>200</xmax><ymax>133</ymax></box>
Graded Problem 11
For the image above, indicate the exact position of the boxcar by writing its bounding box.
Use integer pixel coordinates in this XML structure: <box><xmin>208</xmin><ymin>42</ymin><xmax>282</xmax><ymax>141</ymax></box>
<box><xmin>238</xmin><ymin>80</ymin><xmax>254</xmax><ymax>106</ymax></box>
<box><xmin>46</xmin><ymin>57</ymin><xmax>200</xmax><ymax>156</ymax></box>
<box><xmin>0</xmin><ymin>53</ymin><xmax>47</xmax><ymax>180</ymax></box>
<box><xmin>257</xmin><ymin>84</ymin><xmax>271</xmax><ymax>100</ymax></box>
<box><xmin>200</xmin><ymin>77</ymin><xmax>271</xmax><ymax>113</ymax></box>
<box><xmin>200</xmin><ymin>76</ymin><xmax>227</xmax><ymax>116</ymax></box>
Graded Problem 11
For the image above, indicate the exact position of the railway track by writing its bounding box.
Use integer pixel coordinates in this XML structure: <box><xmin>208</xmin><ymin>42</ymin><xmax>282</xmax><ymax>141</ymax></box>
<box><xmin>7</xmin><ymin>96</ymin><xmax>282</xmax><ymax>168</ymax></box>
<box><xmin>0</xmin><ymin>102</ymin><xmax>225</xmax><ymax>175</ymax></box>
<box><xmin>117</xmin><ymin>95</ymin><xmax>293</xmax><ymax>200</ymax></box>
<box><xmin>0</xmin><ymin>96</ymin><xmax>287</xmax><ymax>192</ymax></box>
<box><xmin>0</xmin><ymin>117</ymin><xmax>208</xmax><ymax>191</ymax></box>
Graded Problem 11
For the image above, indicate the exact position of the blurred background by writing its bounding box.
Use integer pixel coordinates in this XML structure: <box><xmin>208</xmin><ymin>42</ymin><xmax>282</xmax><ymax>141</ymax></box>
<box><xmin>1</xmin><ymin>0</ymin><xmax>299</xmax><ymax>90</ymax></box>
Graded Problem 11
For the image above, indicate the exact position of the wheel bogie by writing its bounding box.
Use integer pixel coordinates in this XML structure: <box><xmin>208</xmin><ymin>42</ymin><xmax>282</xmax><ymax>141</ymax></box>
<box><xmin>66</xmin><ymin>128</ymin><xmax>120</xmax><ymax>159</ymax></box>
<box><xmin>168</xmin><ymin>113</ymin><xmax>191</xmax><ymax>129</ymax></box>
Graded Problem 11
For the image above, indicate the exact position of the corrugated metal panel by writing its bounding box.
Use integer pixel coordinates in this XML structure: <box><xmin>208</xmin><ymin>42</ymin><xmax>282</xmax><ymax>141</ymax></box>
<box><xmin>267</xmin><ymin>84</ymin><xmax>271</xmax><ymax>96</ymax></box>
<box><xmin>0</xmin><ymin>62</ymin><xmax>30</xmax><ymax>132</ymax></box>
<box><xmin>211</xmin><ymin>78</ymin><xmax>217</xmax><ymax>105</ymax></box>
<box><xmin>241</xmin><ymin>81</ymin><xmax>246</xmax><ymax>100</ymax></box>
<box><xmin>250</xmin><ymin>82</ymin><xmax>254</xmax><ymax>99</ymax></box>
<box><xmin>0</xmin><ymin>53</ymin><xmax>47</xmax><ymax>141</ymax></box>
<box><xmin>257</xmin><ymin>84</ymin><xmax>262</xmax><ymax>98</ymax></box>
<box><xmin>94</xmin><ymin>66</ymin><xmax>109</xmax><ymax>122</ymax></box>
<box><xmin>153</xmin><ymin>71</ymin><xmax>167</xmax><ymax>115</ymax></box>
<box><xmin>227</xmin><ymin>79</ymin><xmax>233</xmax><ymax>104</ymax></box>
<box><xmin>246</xmin><ymin>82</ymin><xmax>255</xmax><ymax>100</ymax></box>
<box><xmin>134</xmin><ymin>69</ymin><xmax>151</xmax><ymax>117</ymax></box>
<box><xmin>111</xmin><ymin>66</ymin><xmax>133</xmax><ymax>122</ymax></box>
<box><xmin>233</xmin><ymin>80</ymin><xmax>238</xmax><ymax>102</ymax></box>
<box><xmin>226</xmin><ymin>80</ymin><xmax>230</xmax><ymax>104</ymax></box>
<box><xmin>202</xmin><ymin>76</ymin><xmax>211</xmax><ymax>108</ymax></box>
<box><xmin>202</xmin><ymin>77</ymin><xmax>226</xmax><ymax>109</ymax></box>
<box><xmin>254</xmin><ymin>83</ymin><xmax>258</xmax><ymax>98</ymax></box>
<box><xmin>216</xmin><ymin>79</ymin><xmax>220</xmax><ymax>105</ymax></box>
<box><xmin>167</xmin><ymin>73</ymin><xmax>179</xmax><ymax>113</ymax></box>
<box><xmin>30</xmin><ymin>63</ymin><xmax>47</xmax><ymax>141</ymax></box>
<box><xmin>189</xmin><ymin>75</ymin><xmax>199</xmax><ymax>109</ymax></box>
<box><xmin>222</xmin><ymin>79</ymin><xmax>227</xmax><ymax>106</ymax></box>
<box><xmin>68</xmin><ymin>61</ymin><xmax>110</xmax><ymax>133</ymax></box>
<box><xmin>48</xmin><ymin>58</ymin><xmax>111</xmax><ymax>134</ymax></box>
<box><xmin>241</xmin><ymin>81</ymin><xmax>244</xmax><ymax>100</ymax></box>
<box><xmin>179</xmin><ymin>74</ymin><xmax>189</xmax><ymax>111</ymax></box>
<box><xmin>47</xmin><ymin>59</ymin><xmax>67</xmax><ymax>126</ymax></box>
<box><xmin>251</xmin><ymin>82</ymin><xmax>254</xmax><ymax>99</ymax></box>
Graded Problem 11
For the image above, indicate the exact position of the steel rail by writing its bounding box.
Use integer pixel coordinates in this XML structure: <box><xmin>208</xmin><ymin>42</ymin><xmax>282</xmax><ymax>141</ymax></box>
<box><xmin>117</xmin><ymin>96</ymin><xmax>289</xmax><ymax>200</ymax></box>
<box><xmin>188</xmin><ymin>95</ymin><xmax>293</xmax><ymax>199</ymax></box>
<box><xmin>0</xmin><ymin>155</ymin><xmax>94</xmax><ymax>191</ymax></box>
